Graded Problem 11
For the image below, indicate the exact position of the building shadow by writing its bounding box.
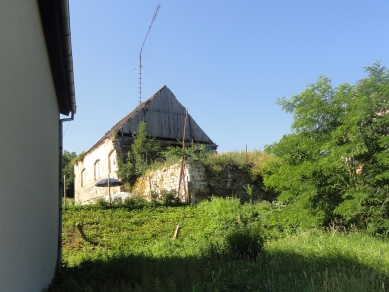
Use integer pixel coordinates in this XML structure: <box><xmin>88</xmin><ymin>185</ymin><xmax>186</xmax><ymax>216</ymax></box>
<box><xmin>46</xmin><ymin>248</ymin><xmax>389</xmax><ymax>292</ymax></box>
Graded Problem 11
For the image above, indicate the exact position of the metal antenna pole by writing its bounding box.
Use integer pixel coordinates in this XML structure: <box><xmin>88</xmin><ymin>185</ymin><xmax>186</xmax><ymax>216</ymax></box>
<box><xmin>139</xmin><ymin>4</ymin><xmax>160</xmax><ymax>104</ymax></box>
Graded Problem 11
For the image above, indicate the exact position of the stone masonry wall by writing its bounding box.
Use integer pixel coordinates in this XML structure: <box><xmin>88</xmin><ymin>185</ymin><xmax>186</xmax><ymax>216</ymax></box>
<box><xmin>134</xmin><ymin>157</ymin><xmax>208</xmax><ymax>204</ymax></box>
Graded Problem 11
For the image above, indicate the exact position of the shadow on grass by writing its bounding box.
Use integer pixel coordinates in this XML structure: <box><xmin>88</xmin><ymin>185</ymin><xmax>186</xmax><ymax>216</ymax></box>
<box><xmin>66</xmin><ymin>202</ymin><xmax>190</xmax><ymax>212</ymax></box>
<box><xmin>46</xmin><ymin>249</ymin><xmax>389</xmax><ymax>292</ymax></box>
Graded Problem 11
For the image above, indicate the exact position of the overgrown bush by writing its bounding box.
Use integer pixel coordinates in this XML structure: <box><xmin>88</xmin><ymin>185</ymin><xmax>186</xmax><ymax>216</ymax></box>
<box><xmin>159</xmin><ymin>190</ymin><xmax>181</xmax><ymax>206</ymax></box>
<box><xmin>96</xmin><ymin>198</ymin><xmax>109</xmax><ymax>208</ymax></box>
<box><xmin>123</xmin><ymin>196</ymin><xmax>148</xmax><ymax>209</ymax></box>
<box><xmin>223</xmin><ymin>224</ymin><xmax>264</xmax><ymax>260</ymax></box>
<box><xmin>195</xmin><ymin>197</ymin><xmax>265</xmax><ymax>260</ymax></box>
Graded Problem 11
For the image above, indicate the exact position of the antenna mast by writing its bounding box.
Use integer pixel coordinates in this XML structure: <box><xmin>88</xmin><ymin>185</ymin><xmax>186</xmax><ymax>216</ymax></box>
<box><xmin>138</xmin><ymin>4</ymin><xmax>160</xmax><ymax>104</ymax></box>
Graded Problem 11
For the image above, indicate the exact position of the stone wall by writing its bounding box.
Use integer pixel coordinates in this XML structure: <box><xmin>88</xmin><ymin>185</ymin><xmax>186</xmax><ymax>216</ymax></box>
<box><xmin>134</xmin><ymin>157</ymin><xmax>208</xmax><ymax>204</ymax></box>
<box><xmin>75</xmin><ymin>150</ymin><xmax>275</xmax><ymax>205</ymax></box>
<box><xmin>205</xmin><ymin>164</ymin><xmax>277</xmax><ymax>202</ymax></box>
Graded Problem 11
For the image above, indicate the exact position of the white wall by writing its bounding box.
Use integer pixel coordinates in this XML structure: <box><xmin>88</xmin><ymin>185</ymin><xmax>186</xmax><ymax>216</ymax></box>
<box><xmin>75</xmin><ymin>139</ymin><xmax>120</xmax><ymax>204</ymax></box>
<box><xmin>0</xmin><ymin>1</ymin><xmax>60</xmax><ymax>291</ymax></box>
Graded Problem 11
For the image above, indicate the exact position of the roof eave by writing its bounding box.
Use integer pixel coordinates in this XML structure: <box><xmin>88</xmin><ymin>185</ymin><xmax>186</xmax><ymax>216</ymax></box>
<box><xmin>38</xmin><ymin>0</ymin><xmax>76</xmax><ymax>116</ymax></box>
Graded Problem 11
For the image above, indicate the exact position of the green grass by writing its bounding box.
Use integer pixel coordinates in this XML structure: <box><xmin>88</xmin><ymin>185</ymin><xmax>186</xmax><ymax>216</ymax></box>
<box><xmin>47</xmin><ymin>198</ymin><xmax>389</xmax><ymax>291</ymax></box>
<box><xmin>205</xmin><ymin>149</ymin><xmax>272</xmax><ymax>166</ymax></box>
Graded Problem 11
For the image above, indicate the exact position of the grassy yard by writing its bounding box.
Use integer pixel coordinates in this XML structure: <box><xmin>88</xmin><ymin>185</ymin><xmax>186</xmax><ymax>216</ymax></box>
<box><xmin>47</xmin><ymin>198</ymin><xmax>389</xmax><ymax>291</ymax></box>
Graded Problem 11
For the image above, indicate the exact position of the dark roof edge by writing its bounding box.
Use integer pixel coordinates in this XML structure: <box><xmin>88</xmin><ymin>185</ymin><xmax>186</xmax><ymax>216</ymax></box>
<box><xmin>38</xmin><ymin>0</ymin><xmax>76</xmax><ymax>116</ymax></box>
<box><xmin>79</xmin><ymin>85</ymin><xmax>169</xmax><ymax>159</ymax></box>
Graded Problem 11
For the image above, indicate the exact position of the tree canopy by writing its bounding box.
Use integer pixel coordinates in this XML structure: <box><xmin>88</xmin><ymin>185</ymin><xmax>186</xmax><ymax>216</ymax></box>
<box><xmin>63</xmin><ymin>150</ymin><xmax>77</xmax><ymax>197</ymax></box>
<box><xmin>117</xmin><ymin>121</ymin><xmax>162</xmax><ymax>183</ymax></box>
<box><xmin>264</xmin><ymin>62</ymin><xmax>389</xmax><ymax>234</ymax></box>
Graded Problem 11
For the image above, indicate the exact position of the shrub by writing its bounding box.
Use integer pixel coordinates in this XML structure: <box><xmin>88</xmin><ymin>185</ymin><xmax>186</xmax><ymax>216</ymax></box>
<box><xmin>159</xmin><ymin>190</ymin><xmax>181</xmax><ymax>206</ymax></box>
<box><xmin>97</xmin><ymin>198</ymin><xmax>109</xmax><ymax>208</ymax></box>
<box><xmin>123</xmin><ymin>196</ymin><xmax>148</xmax><ymax>209</ymax></box>
<box><xmin>223</xmin><ymin>224</ymin><xmax>264</xmax><ymax>260</ymax></box>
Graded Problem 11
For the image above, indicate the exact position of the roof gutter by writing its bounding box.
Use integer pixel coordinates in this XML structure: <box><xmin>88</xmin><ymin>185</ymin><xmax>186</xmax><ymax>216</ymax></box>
<box><xmin>38</xmin><ymin>0</ymin><xmax>76</xmax><ymax>116</ymax></box>
<box><xmin>60</xmin><ymin>0</ymin><xmax>76</xmax><ymax>115</ymax></box>
<box><xmin>57</xmin><ymin>0</ymin><xmax>76</xmax><ymax>270</ymax></box>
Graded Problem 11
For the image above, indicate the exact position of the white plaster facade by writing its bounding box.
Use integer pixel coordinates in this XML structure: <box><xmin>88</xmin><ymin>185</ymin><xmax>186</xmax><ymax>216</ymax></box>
<box><xmin>75</xmin><ymin>138</ymin><xmax>121</xmax><ymax>204</ymax></box>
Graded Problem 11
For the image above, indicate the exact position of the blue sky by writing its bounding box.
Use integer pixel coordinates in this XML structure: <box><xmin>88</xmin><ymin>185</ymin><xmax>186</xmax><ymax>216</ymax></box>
<box><xmin>64</xmin><ymin>0</ymin><xmax>389</xmax><ymax>154</ymax></box>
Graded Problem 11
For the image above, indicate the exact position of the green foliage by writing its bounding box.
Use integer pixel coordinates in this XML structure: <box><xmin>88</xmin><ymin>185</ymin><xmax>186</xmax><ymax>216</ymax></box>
<box><xmin>222</xmin><ymin>224</ymin><xmax>264</xmax><ymax>260</ymax></box>
<box><xmin>202</xmin><ymin>150</ymin><xmax>275</xmax><ymax>201</ymax></box>
<box><xmin>48</xmin><ymin>199</ymin><xmax>389</xmax><ymax>291</ymax></box>
<box><xmin>62</xmin><ymin>150</ymin><xmax>77</xmax><ymax>197</ymax></box>
<box><xmin>164</xmin><ymin>141</ymin><xmax>209</xmax><ymax>162</ymax></box>
<box><xmin>117</xmin><ymin>121</ymin><xmax>163</xmax><ymax>183</ymax></box>
<box><xmin>158</xmin><ymin>190</ymin><xmax>181</xmax><ymax>206</ymax></box>
<box><xmin>123</xmin><ymin>196</ymin><xmax>149</xmax><ymax>209</ymax></box>
<box><xmin>205</xmin><ymin>149</ymin><xmax>272</xmax><ymax>167</ymax></box>
<box><xmin>244</xmin><ymin>184</ymin><xmax>254</xmax><ymax>203</ymax></box>
<box><xmin>131</xmin><ymin>121</ymin><xmax>162</xmax><ymax>164</ymax></box>
<box><xmin>264</xmin><ymin>62</ymin><xmax>389</xmax><ymax>234</ymax></box>
<box><xmin>94</xmin><ymin>193</ymin><xmax>183</xmax><ymax>210</ymax></box>
<box><xmin>194</xmin><ymin>197</ymin><xmax>265</xmax><ymax>260</ymax></box>
<box><xmin>72</xmin><ymin>151</ymin><xmax>85</xmax><ymax>164</ymax></box>
<box><xmin>96</xmin><ymin>198</ymin><xmax>109</xmax><ymax>208</ymax></box>
<box><xmin>119</xmin><ymin>125</ymin><xmax>274</xmax><ymax>202</ymax></box>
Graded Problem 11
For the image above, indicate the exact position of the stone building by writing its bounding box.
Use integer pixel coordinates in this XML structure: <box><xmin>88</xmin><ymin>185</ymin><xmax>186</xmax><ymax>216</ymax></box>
<box><xmin>74</xmin><ymin>86</ymin><xmax>216</xmax><ymax>204</ymax></box>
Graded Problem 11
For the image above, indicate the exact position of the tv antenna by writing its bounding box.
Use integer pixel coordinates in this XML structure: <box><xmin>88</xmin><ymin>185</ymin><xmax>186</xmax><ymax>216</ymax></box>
<box><xmin>138</xmin><ymin>4</ymin><xmax>160</xmax><ymax>104</ymax></box>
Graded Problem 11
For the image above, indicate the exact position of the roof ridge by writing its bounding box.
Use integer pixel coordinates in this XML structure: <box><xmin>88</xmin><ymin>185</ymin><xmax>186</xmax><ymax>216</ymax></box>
<box><xmin>80</xmin><ymin>85</ymin><xmax>170</xmax><ymax>158</ymax></box>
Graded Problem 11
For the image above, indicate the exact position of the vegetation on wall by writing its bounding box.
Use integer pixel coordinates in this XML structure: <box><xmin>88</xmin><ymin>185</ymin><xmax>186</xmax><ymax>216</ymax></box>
<box><xmin>116</xmin><ymin>119</ymin><xmax>276</xmax><ymax>202</ymax></box>
<box><xmin>117</xmin><ymin>121</ymin><xmax>163</xmax><ymax>184</ymax></box>
<box><xmin>202</xmin><ymin>150</ymin><xmax>276</xmax><ymax>202</ymax></box>
<box><xmin>263</xmin><ymin>62</ymin><xmax>389</xmax><ymax>234</ymax></box>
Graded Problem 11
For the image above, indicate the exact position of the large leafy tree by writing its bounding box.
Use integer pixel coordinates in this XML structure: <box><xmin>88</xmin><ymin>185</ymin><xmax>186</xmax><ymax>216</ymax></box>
<box><xmin>264</xmin><ymin>62</ymin><xmax>389</xmax><ymax>234</ymax></box>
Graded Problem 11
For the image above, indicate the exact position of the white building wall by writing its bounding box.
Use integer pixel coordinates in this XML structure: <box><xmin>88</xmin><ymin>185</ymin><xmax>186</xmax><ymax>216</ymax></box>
<box><xmin>75</xmin><ymin>139</ymin><xmax>120</xmax><ymax>204</ymax></box>
<box><xmin>0</xmin><ymin>1</ymin><xmax>61</xmax><ymax>291</ymax></box>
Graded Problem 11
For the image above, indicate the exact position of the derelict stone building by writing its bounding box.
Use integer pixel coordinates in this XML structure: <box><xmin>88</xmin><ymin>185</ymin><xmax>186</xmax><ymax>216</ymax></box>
<box><xmin>74</xmin><ymin>85</ymin><xmax>216</xmax><ymax>204</ymax></box>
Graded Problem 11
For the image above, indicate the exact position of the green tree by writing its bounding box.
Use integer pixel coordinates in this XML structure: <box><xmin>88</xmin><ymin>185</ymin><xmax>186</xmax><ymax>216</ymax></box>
<box><xmin>118</xmin><ymin>121</ymin><xmax>162</xmax><ymax>183</ymax></box>
<box><xmin>264</xmin><ymin>62</ymin><xmax>389</xmax><ymax>234</ymax></box>
<box><xmin>62</xmin><ymin>150</ymin><xmax>77</xmax><ymax>197</ymax></box>
<box><xmin>131</xmin><ymin>121</ymin><xmax>162</xmax><ymax>167</ymax></box>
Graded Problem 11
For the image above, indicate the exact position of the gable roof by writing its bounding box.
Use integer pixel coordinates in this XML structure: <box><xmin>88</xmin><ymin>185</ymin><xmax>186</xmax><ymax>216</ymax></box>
<box><xmin>84</xmin><ymin>85</ymin><xmax>216</xmax><ymax>156</ymax></box>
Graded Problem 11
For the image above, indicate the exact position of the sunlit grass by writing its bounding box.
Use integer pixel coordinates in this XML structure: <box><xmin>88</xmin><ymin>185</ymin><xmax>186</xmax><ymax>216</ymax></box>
<box><xmin>206</xmin><ymin>149</ymin><xmax>272</xmax><ymax>166</ymax></box>
<box><xmin>48</xmin><ymin>199</ymin><xmax>389</xmax><ymax>291</ymax></box>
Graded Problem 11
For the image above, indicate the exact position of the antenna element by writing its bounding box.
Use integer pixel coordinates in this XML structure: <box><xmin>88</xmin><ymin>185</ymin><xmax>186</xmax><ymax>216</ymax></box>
<box><xmin>138</xmin><ymin>5</ymin><xmax>160</xmax><ymax>104</ymax></box>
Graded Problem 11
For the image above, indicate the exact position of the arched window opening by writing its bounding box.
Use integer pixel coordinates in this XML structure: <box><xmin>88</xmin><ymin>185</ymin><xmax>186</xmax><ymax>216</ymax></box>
<box><xmin>81</xmin><ymin>169</ymin><xmax>86</xmax><ymax>187</ymax></box>
<box><xmin>108</xmin><ymin>151</ymin><xmax>117</xmax><ymax>173</ymax></box>
<box><xmin>94</xmin><ymin>160</ymin><xmax>100</xmax><ymax>180</ymax></box>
